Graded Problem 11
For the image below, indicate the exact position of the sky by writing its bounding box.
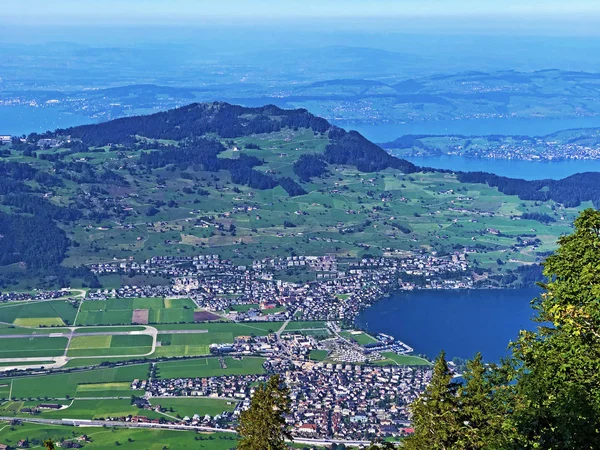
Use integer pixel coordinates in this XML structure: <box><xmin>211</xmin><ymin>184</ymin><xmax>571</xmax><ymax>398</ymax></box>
<box><xmin>3</xmin><ymin>0</ymin><xmax>600</xmax><ymax>25</ymax></box>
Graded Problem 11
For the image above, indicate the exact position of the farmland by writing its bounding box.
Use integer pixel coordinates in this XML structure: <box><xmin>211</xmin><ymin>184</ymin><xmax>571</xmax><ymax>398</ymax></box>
<box><xmin>0</xmin><ymin>337</ymin><xmax>68</xmax><ymax>359</ymax></box>
<box><xmin>3</xmin><ymin>364</ymin><xmax>150</xmax><ymax>399</ymax></box>
<box><xmin>75</xmin><ymin>298</ymin><xmax>197</xmax><ymax>326</ymax></box>
<box><xmin>0</xmin><ymin>422</ymin><xmax>240</xmax><ymax>450</ymax></box>
<box><xmin>0</xmin><ymin>301</ymin><xmax>79</xmax><ymax>327</ymax></box>
<box><xmin>148</xmin><ymin>397</ymin><xmax>237</xmax><ymax>418</ymax></box>
<box><xmin>66</xmin><ymin>334</ymin><xmax>153</xmax><ymax>357</ymax></box>
<box><xmin>155</xmin><ymin>357</ymin><xmax>266</xmax><ymax>379</ymax></box>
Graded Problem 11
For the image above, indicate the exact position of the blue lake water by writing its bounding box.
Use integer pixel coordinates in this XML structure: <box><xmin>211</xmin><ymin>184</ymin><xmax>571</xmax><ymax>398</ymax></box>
<box><xmin>0</xmin><ymin>106</ymin><xmax>95</xmax><ymax>136</ymax></box>
<box><xmin>342</xmin><ymin>117</ymin><xmax>600</xmax><ymax>143</ymax></box>
<box><xmin>338</xmin><ymin>118</ymin><xmax>600</xmax><ymax>180</ymax></box>
<box><xmin>355</xmin><ymin>288</ymin><xmax>540</xmax><ymax>361</ymax></box>
<box><xmin>401</xmin><ymin>155</ymin><xmax>600</xmax><ymax>180</ymax></box>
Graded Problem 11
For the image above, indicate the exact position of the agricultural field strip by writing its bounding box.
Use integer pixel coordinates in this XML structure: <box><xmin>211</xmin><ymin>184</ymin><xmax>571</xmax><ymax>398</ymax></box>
<box><xmin>0</xmin><ymin>331</ymin><xmax>146</xmax><ymax>339</ymax></box>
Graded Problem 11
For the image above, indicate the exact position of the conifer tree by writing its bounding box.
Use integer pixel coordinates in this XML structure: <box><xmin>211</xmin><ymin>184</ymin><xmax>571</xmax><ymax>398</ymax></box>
<box><xmin>237</xmin><ymin>374</ymin><xmax>291</xmax><ymax>450</ymax></box>
<box><xmin>403</xmin><ymin>351</ymin><xmax>460</xmax><ymax>450</ymax></box>
<box><xmin>455</xmin><ymin>353</ymin><xmax>513</xmax><ymax>449</ymax></box>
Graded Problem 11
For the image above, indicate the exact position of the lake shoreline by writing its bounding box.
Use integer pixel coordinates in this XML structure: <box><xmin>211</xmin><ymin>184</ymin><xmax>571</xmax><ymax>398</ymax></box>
<box><xmin>355</xmin><ymin>288</ymin><xmax>540</xmax><ymax>361</ymax></box>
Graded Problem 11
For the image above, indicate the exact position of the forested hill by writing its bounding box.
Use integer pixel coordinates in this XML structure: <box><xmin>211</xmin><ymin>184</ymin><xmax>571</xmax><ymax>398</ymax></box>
<box><xmin>46</xmin><ymin>102</ymin><xmax>417</xmax><ymax>174</ymax></box>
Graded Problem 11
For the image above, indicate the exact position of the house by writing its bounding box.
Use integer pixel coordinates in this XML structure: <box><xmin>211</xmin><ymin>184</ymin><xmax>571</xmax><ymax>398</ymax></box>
<box><xmin>297</xmin><ymin>424</ymin><xmax>317</xmax><ymax>434</ymax></box>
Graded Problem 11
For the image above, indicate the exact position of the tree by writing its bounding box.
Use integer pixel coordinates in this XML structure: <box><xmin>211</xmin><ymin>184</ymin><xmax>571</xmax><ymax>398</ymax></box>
<box><xmin>455</xmin><ymin>353</ymin><xmax>513</xmax><ymax>449</ymax></box>
<box><xmin>237</xmin><ymin>374</ymin><xmax>291</xmax><ymax>450</ymax></box>
<box><xmin>510</xmin><ymin>208</ymin><xmax>600</xmax><ymax>449</ymax></box>
<box><xmin>403</xmin><ymin>351</ymin><xmax>460</xmax><ymax>450</ymax></box>
<box><xmin>44</xmin><ymin>439</ymin><xmax>55</xmax><ymax>450</ymax></box>
<box><xmin>365</xmin><ymin>439</ymin><xmax>396</xmax><ymax>449</ymax></box>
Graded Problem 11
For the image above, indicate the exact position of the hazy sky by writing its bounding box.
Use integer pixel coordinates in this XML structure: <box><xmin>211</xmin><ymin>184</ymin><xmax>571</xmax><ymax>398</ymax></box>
<box><xmin>4</xmin><ymin>0</ymin><xmax>600</xmax><ymax>24</ymax></box>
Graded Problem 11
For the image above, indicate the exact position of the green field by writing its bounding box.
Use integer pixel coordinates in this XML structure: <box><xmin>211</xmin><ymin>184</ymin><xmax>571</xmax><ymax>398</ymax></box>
<box><xmin>6</xmin><ymin>364</ymin><xmax>150</xmax><ymax>399</ymax></box>
<box><xmin>149</xmin><ymin>397</ymin><xmax>237</xmax><ymax>418</ymax></box>
<box><xmin>284</xmin><ymin>321</ymin><xmax>328</xmax><ymax>331</ymax></box>
<box><xmin>0</xmin><ymin>398</ymin><xmax>147</xmax><ymax>420</ymax></box>
<box><xmin>229</xmin><ymin>304</ymin><xmax>259</xmax><ymax>312</ymax></box>
<box><xmin>73</xmin><ymin>326</ymin><xmax>146</xmax><ymax>333</ymax></box>
<box><xmin>66</xmin><ymin>334</ymin><xmax>153</xmax><ymax>357</ymax></box>
<box><xmin>375</xmin><ymin>352</ymin><xmax>432</xmax><ymax>367</ymax></box>
<box><xmin>155</xmin><ymin>357</ymin><xmax>265</xmax><ymax>379</ymax></box>
<box><xmin>0</xmin><ymin>337</ymin><xmax>68</xmax><ymax>359</ymax></box>
<box><xmin>0</xmin><ymin>325</ymin><xmax>71</xmax><ymax>336</ymax></box>
<box><xmin>340</xmin><ymin>331</ymin><xmax>378</xmax><ymax>346</ymax></box>
<box><xmin>75</xmin><ymin>298</ymin><xmax>196</xmax><ymax>326</ymax></box>
<box><xmin>0</xmin><ymin>360</ymin><xmax>56</xmax><ymax>368</ymax></box>
<box><xmin>0</xmin><ymin>300</ymin><xmax>78</xmax><ymax>327</ymax></box>
<box><xmin>308</xmin><ymin>350</ymin><xmax>329</xmax><ymax>361</ymax></box>
<box><xmin>0</xmin><ymin>422</ymin><xmax>239</xmax><ymax>450</ymax></box>
<box><xmin>38</xmin><ymin>398</ymin><xmax>146</xmax><ymax>419</ymax></box>
<box><xmin>154</xmin><ymin>333</ymin><xmax>211</xmax><ymax>358</ymax></box>
<box><xmin>155</xmin><ymin>321</ymin><xmax>277</xmax><ymax>336</ymax></box>
<box><xmin>62</xmin><ymin>357</ymin><xmax>150</xmax><ymax>369</ymax></box>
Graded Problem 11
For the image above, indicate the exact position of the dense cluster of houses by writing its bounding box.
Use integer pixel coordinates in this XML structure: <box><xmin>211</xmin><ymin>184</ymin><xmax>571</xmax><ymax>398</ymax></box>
<box><xmin>87</xmin><ymin>253</ymin><xmax>471</xmax><ymax>322</ymax></box>
<box><xmin>143</xmin><ymin>355</ymin><xmax>431</xmax><ymax>440</ymax></box>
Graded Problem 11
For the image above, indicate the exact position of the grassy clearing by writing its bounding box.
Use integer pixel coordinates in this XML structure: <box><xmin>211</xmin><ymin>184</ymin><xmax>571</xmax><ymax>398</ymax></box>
<box><xmin>75</xmin><ymin>298</ymin><xmax>196</xmax><ymax>326</ymax></box>
<box><xmin>0</xmin><ymin>423</ymin><xmax>239</xmax><ymax>449</ymax></box>
<box><xmin>67</xmin><ymin>335</ymin><xmax>153</xmax><ymax>357</ymax></box>
<box><xmin>284</xmin><ymin>321</ymin><xmax>328</xmax><ymax>331</ymax></box>
<box><xmin>37</xmin><ymin>398</ymin><xmax>148</xmax><ymax>420</ymax></box>
<box><xmin>156</xmin><ymin>357</ymin><xmax>265</xmax><ymax>379</ymax></box>
<box><xmin>309</xmin><ymin>350</ymin><xmax>329</xmax><ymax>361</ymax></box>
<box><xmin>154</xmin><ymin>322</ymin><xmax>277</xmax><ymax>334</ymax></box>
<box><xmin>7</xmin><ymin>364</ymin><xmax>150</xmax><ymax>399</ymax></box>
<box><xmin>62</xmin><ymin>357</ymin><xmax>149</xmax><ymax>368</ymax></box>
<box><xmin>375</xmin><ymin>352</ymin><xmax>432</xmax><ymax>367</ymax></box>
<box><xmin>0</xmin><ymin>337</ymin><xmax>68</xmax><ymax>359</ymax></box>
<box><xmin>340</xmin><ymin>331</ymin><xmax>378</xmax><ymax>346</ymax></box>
<box><xmin>0</xmin><ymin>326</ymin><xmax>70</xmax><ymax>336</ymax></box>
<box><xmin>73</xmin><ymin>326</ymin><xmax>146</xmax><ymax>333</ymax></box>
<box><xmin>150</xmin><ymin>397</ymin><xmax>237</xmax><ymax>417</ymax></box>
<box><xmin>0</xmin><ymin>300</ymin><xmax>78</xmax><ymax>326</ymax></box>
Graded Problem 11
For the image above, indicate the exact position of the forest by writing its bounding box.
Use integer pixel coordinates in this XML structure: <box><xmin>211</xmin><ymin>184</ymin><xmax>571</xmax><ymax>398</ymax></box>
<box><xmin>457</xmin><ymin>171</ymin><xmax>600</xmax><ymax>208</ymax></box>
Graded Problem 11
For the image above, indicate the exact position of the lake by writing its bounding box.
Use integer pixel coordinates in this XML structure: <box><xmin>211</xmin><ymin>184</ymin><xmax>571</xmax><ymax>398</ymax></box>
<box><xmin>341</xmin><ymin>117</ymin><xmax>600</xmax><ymax>143</ymax></box>
<box><xmin>0</xmin><ymin>106</ymin><xmax>95</xmax><ymax>136</ymax></box>
<box><xmin>339</xmin><ymin>117</ymin><xmax>600</xmax><ymax>179</ymax></box>
<box><xmin>401</xmin><ymin>155</ymin><xmax>600</xmax><ymax>180</ymax></box>
<box><xmin>355</xmin><ymin>288</ymin><xmax>540</xmax><ymax>361</ymax></box>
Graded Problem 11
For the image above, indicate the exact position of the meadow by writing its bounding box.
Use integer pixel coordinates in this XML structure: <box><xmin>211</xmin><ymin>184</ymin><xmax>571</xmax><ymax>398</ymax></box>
<box><xmin>75</xmin><ymin>297</ymin><xmax>196</xmax><ymax>326</ymax></box>
<box><xmin>340</xmin><ymin>331</ymin><xmax>378</xmax><ymax>346</ymax></box>
<box><xmin>0</xmin><ymin>300</ymin><xmax>78</xmax><ymax>327</ymax></box>
<box><xmin>149</xmin><ymin>397</ymin><xmax>237</xmax><ymax>418</ymax></box>
<box><xmin>4</xmin><ymin>364</ymin><xmax>149</xmax><ymax>399</ymax></box>
<box><xmin>375</xmin><ymin>352</ymin><xmax>432</xmax><ymax>367</ymax></box>
<box><xmin>66</xmin><ymin>335</ymin><xmax>153</xmax><ymax>357</ymax></box>
<box><xmin>0</xmin><ymin>337</ymin><xmax>68</xmax><ymax>359</ymax></box>
<box><xmin>155</xmin><ymin>357</ymin><xmax>265</xmax><ymax>379</ymax></box>
<box><xmin>0</xmin><ymin>422</ymin><xmax>240</xmax><ymax>450</ymax></box>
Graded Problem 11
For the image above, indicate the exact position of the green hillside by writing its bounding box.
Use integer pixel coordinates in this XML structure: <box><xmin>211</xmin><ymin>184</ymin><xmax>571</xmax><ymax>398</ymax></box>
<box><xmin>0</xmin><ymin>102</ymin><xmax>588</xmax><ymax>288</ymax></box>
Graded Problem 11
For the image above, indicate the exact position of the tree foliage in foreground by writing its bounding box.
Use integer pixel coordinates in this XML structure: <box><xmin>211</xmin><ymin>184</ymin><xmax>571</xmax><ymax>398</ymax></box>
<box><xmin>237</xmin><ymin>374</ymin><xmax>291</xmax><ymax>450</ymax></box>
<box><xmin>404</xmin><ymin>208</ymin><xmax>600</xmax><ymax>449</ymax></box>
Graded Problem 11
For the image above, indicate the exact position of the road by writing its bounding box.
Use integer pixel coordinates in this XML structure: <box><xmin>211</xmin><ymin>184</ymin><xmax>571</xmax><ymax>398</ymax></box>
<box><xmin>0</xmin><ymin>416</ymin><xmax>372</xmax><ymax>447</ymax></box>
<box><xmin>0</xmin><ymin>325</ymin><xmax>163</xmax><ymax>372</ymax></box>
